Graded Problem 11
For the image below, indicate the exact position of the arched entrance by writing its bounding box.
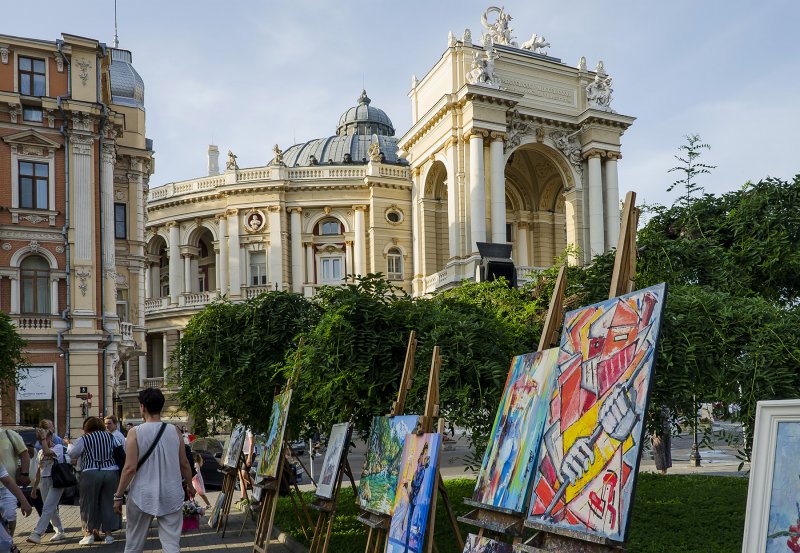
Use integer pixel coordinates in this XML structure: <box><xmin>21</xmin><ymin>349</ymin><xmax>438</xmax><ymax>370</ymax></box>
<box><xmin>145</xmin><ymin>235</ymin><xmax>168</xmax><ymax>299</ymax></box>
<box><xmin>421</xmin><ymin>161</ymin><xmax>449</xmax><ymax>277</ymax></box>
<box><xmin>185</xmin><ymin>227</ymin><xmax>217</xmax><ymax>293</ymax></box>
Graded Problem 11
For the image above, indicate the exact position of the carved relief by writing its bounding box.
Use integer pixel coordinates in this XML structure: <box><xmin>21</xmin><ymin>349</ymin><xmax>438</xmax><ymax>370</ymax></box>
<box><xmin>504</xmin><ymin>110</ymin><xmax>532</xmax><ymax>153</ymax></box>
<box><xmin>76</xmin><ymin>58</ymin><xmax>91</xmax><ymax>86</ymax></box>
<box><xmin>1</xmin><ymin>243</ymin><xmax>10</xmax><ymax>251</ymax></box>
<box><xmin>21</xmin><ymin>214</ymin><xmax>48</xmax><ymax>225</ymax></box>
<box><xmin>466</xmin><ymin>47</ymin><xmax>501</xmax><ymax>89</ymax></box>
<box><xmin>55</xmin><ymin>246</ymin><xmax>64</xmax><ymax>253</ymax></box>
<box><xmin>45</xmin><ymin>109</ymin><xmax>55</xmax><ymax>128</ymax></box>
<box><xmin>54</xmin><ymin>52</ymin><xmax>64</xmax><ymax>72</ymax></box>
<box><xmin>8</xmin><ymin>104</ymin><xmax>19</xmax><ymax>123</ymax></box>
<box><xmin>244</xmin><ymin>210</ymin><xmax>267</xmax><ymax>233</ymax></box>
<box><xmin>76</xmin><ymin>268</ymin><xmax>91</xmax><ymax>296</ymax></box>
<box><xmin>72</xmin><ymin>112</ymin><xmax>93</xmax><ymax>132</ymax></box>
<box><xmin>0</xmin><ymin>47</ymin><xmax>8</xmax><ymax>65</ymax></box>
<box><xmin>550</xmin><ymin>130</ymin><xmax>583</xmax><ymax>176</ymax></box>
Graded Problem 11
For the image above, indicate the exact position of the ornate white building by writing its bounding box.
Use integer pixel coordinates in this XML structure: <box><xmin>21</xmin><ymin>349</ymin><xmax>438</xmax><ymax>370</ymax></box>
<box><xmin>124</xmin><ymin>8</ymin><xmax>635</xmax><ymax>422</ymax></box>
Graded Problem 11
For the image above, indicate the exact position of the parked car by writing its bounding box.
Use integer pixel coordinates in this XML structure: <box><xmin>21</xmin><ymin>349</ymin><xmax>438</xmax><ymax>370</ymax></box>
<box><xmin>288</xmin><ymin>439</ymin><xmax>305</xmax><ymax>457</ymax></box>
<box><xmin>190</xmin><ymin>437</ymin><xmax>225</xmax><ymax>491</ymax></box>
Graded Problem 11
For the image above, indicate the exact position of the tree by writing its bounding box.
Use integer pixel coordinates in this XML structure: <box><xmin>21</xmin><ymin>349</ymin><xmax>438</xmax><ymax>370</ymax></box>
<box><xmin>0</xmin><ymin>311</ymin><xmax>26</xmax><ymax>392</ymax></box>
<box><xmin>667</xmin><ymin>134</ymin><xmax>716</xmax><ymax>207</ymax></box>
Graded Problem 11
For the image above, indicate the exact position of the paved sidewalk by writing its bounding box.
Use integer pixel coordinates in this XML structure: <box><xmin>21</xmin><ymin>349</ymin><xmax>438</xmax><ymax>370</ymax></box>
<box><xmin>13</xmin><ymin>491</ymin><xmax>294</xmax><ymax>552</ymax></box>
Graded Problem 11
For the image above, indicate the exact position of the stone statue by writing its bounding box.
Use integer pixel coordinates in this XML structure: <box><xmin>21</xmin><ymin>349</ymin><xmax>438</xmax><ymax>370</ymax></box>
<box><xmin>367</xmin><ymin>142</ymin><xmax>382</xmax><ymax>162</ymax></box>
<box><xmin>521</xmin><ymin>33</ymin><xmax>550</xmax><ymax>54</ymax></box>
<box><xmin>271</xmin><ymin>144</ymin><xmax>284</xmax><ymax>166</ymax></box>
<box><xmin>577</xmin><ymin>56</ymin><xmax>587</xmax><ymax>71</ymax></box>
<box><xmin>463</xmin><ymin>28</ymin><xmax>472</xmax><ymax>45</ymax></box>
<box><xmin>226</xmin><ymin>149</ymin><xmax>239</xmax><ymax>171</ymax></box>
<box><xmin>466</xmin><ymin>49</ymin><xmax>500</xmax><ymax>89</ymax></box>
<box><xmin>480</xmin><ymin>6</ymin><xmax>517</xmax><ymax>47</ymax></box>
<box><xmin>550</xmin><ymin>130</ymin><xmax>583</xmax><ymax>172</ymax></box>
<box><xmin>586</xmin><ymin>72</ymin><xmax>614</xmax><ymax>112</ymax></box>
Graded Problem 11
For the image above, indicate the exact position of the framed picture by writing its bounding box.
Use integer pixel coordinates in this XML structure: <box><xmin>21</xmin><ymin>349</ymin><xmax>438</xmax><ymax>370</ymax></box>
<box><xmin>316</xmin><ymin>422</ymin><xmax>352</xmax><ymax>500</ymax></box>
<box><xmin>742</xmin><ymin>399</ymin><xmax>800</xmax><ymax>553</ymax></box>
<box><xmin>222</xmin><ymin>425</ymin><xmax>246</xmax><ymax>469</ymax></box>
<box><xmin>257</xmin><ymin>389</ymin><xmax>292</xmax><ymax>479</ymax></box>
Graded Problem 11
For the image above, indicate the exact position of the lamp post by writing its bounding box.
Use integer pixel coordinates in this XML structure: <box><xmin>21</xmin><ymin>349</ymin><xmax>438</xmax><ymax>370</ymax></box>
<box><xmin>688</xmin><ymin>394</ymin><xmax>702</xmax><ymax>467</ymax></box>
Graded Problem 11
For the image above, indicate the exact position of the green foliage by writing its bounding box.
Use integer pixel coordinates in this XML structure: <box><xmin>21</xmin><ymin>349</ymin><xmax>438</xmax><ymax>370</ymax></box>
<box><xmin>667</xmin><ymin>133</ymin><xmax>716</xmax><ymax>207</ymax></box>
<box><xmin>0</xmin><ymin>310</ymin><xmax>26</xmax><ymax>392</ymax></box>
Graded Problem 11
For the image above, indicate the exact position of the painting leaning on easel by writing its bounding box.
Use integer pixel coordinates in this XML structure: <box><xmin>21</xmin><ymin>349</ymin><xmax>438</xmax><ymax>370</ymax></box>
<box><xmin>257</xmin><ymin>389</ymin><xmax>292</xmax><ymax>478</ymax></box>
<box><xmin>316</xmin><ymin>422</ymin><xmax>351</xmax><ymax>499</ymax></box>
<box><xmin>462</xmin><ymin>533</ymin><xmax>512</xmax><ymax>553</ymax></box>
<box><xmin>222</xmin><ymin>425</ymin><xmax>246</xmax><ymax>468</ymax></box>
<box><xmin>386</xmin><ymin>432</ymin><xmax>441</xmax><ymax>553</ymax></box>
<box><xmin>527</xmin><ymin>283</ymin><xmax>667</xmax><ymax>543</ymax></box>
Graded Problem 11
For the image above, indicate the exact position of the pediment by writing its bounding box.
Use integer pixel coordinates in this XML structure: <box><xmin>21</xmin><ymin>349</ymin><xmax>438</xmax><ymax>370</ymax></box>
<box><xmin>2</xmin><ymin>130</ymin><xmax>61</xmax><ymax>149</ymax></box>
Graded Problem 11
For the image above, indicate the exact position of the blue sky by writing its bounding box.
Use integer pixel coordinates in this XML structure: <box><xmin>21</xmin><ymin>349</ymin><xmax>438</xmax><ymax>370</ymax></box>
<box><xmin>6</xmin><ymin>1</ymin><xmax>799</xmax><ymax>205</ymax></box>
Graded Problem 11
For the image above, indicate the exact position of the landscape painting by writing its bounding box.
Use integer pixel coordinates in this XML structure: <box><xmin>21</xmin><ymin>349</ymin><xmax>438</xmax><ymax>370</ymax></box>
<box><xmin>765</xmin><ymin>421</ymin><xmax>800</xmax><ymax>552</ymax></box>
<box><xmin>222</xmin><ymin>425</ymin><xmax>246</xmax><ymax>468</ymax></box>
<box><xmin>316</xmin><ymin>422</ymin><xmax>352</xmax><ymax>499</ymax></box>
<box><xmin>462</xmin><ymin>533</ymin><xmax>512</xmax><ymax>553</ymax></box>
<box><xmin>358</xmin><ymin>415</ymin><xmax>419</xmax><ymax>515</ymax></box>
<box><xmin>527</xmin><ymin>283</ymin><xmax>666</xmax><ymax>543</ymax></box>
<box><xmin>257</xmin><ymin>389</ymin><xmax>292</xmax><ymax>478</ymax></box>
<box><xmin>473</xmin><ymin>347</ymin><xmax>559</xmax><ymax>514</ymax></box>
<box><xmin>386</xmin><ymin>432</ymin><xmax>441</xmax><ymax>553</ymax></box>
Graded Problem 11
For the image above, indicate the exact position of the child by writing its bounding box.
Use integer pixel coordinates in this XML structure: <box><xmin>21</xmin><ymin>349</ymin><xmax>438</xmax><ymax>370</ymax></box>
<box><xmin>27</xmin><ymin>429</ymin><xmax>66</xmax><ymax>544</ymax></box>
<box><xmin>192</xmin><ymin>453</ymin><xmax>211</xmax><ymax>508</ymax></box>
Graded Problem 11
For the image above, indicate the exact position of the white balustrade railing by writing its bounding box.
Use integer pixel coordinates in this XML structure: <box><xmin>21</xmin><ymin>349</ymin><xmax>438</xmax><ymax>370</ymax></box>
<box><xmin>181</xmin><ymin>291</ymin><xmax>217</xmax><ymax>307</ymax></box>
<box><xmin>144</xmin><ymin>297</ymin><xmax>170</xmax><ymax>313</ymax></box>
<box><xmin>245</xmin><ymin>286</ymin><xmax>272</xmax><ymax>299</ymax></box>
<box><xmin>142</xmin><ymin>377</ymin><xmax>164</xmax><ymax>389</ymax></box>
<box><xmin>14</xmin><ymin>316</ymin><xmax>52</xmax><ymax>330</ymax></box>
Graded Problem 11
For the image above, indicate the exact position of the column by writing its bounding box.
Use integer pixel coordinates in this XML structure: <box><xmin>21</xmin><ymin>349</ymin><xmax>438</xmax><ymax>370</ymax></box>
<box><xmin>490</xmin><ymin>134</ymin><xmax>506</xmax><ymax>244</ymax></box>
<box><xmin>604</xmin><ymin>154</ymin><xmax>621</xmax><ymax>250</ymax></box>
<box><xmin>50</xmin><ymin>277</ymin><xmax>59</xmax><ymax>315</ymax></box>
<box><xmin>9</xmin><ymin>276</ymin><xmax>18</xmax><ymax>314</ymax></box>
<box><xmin>227</xmin><ymin>209</ymin><xmax>241</xmax><ymax>296</ymax></box>
<box><xmin>564</xmin><ymin>189</ymin><xmax>580</xmax><ymax>266</ymax></box>
<box><xmin>268</xmin><ymin>207</ymin><xmax>283</xmax><ymax>290</ymax></box>
<box><xmin>216</xmin><ymin>215</ymin><xmax>228</xmax><ymax>295</ymax></box>
<box><xmin>167</xmin><ymin>223</ymin><xmax>182</xmax><ymax>304</ymax></box>
<box><xmin>345</xmin><ymin>241</ymin><xmax>354</xmax><ymax>280</ymax></box>
<box><xmin>101</xmin><ymin>142</ymin><xmax>117</xmax><ymax>317</ymax></box>
<box><xmin>183</xmin><ymin>254</ymin><xmax>192</xmax><ymax>294</ymax></box>
<box><xmin>411</xmin><ymin>173</ymin><xmax>422</xmax><ymax>287</ymax></box>
<box><xmin>304</xmin><ymin>242</ymin><xmax>314</xmax><ymax>285</ymax></box>
<box><xmin>586</xmin><ymin>151</ymin><xmax>605</xmax><ymax>258</ymax></box>
<box><xmin>353</xmin><ymin>206</ymin><xmax>366</xmax><ymax>276</ymax></box>
<box><xmin>161</xmin><ymin>332</ymin><xmax>169</xmax><ymax>378</ymax></box>
<box><xmin>517</xmin><ymin>222</ymin><xmax>529</xmax><ymax>266</ymax></box>
<box><xmin>70</xmin><ymin>134</ymin><xmax>95</xmax><ymax>316</ymax></box>
<box><xmin>468</xmin><ymin>131</ymin><xmax>486</xmax><ymax>251</ymax></box>
<box><xmin>144</xmin><ymin>264</ymin><xmax>151</xmax><ymax>299</ymax></box>
<box><xmin>289</xmin><ymin>208</ymin><xmax>304</xmax><ymax>293</ymax></box>
<box><xmin>446</xmin><ymin>140</ymin><xmax>460</xmax><ymax>258</ymax></box>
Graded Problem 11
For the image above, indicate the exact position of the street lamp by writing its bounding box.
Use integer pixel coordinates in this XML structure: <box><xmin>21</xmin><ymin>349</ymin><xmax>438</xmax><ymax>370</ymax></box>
<box><xmin>688</xmin><ymin>394</ymin><xmax>702</xmax><ymax>467</ymax></box>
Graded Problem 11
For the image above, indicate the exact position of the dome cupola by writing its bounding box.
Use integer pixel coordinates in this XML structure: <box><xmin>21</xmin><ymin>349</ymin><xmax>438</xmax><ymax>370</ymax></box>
<box><xmin>336</xmin><ymin>89</ymin><xmax>395</xmax><ymax>137</ymax></box>
<box><xmin>109</xmin><ymin>48</ymin><xmax>145</xmax><ymax>109</ymax></box>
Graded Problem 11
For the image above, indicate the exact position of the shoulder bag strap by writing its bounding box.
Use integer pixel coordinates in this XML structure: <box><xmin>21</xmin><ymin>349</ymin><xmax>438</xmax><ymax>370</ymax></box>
<box><xmin>137</xmin><ymin>422</ymin><xmax>167</xmax><ymax>470</ymax></box>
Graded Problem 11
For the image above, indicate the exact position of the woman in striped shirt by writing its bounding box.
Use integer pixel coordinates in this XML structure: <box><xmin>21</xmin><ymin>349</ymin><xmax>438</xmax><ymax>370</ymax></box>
<box><xmin>67</xmin><ymin>417</ymin><xmax>121</xmax><ymax>545</ymax></box>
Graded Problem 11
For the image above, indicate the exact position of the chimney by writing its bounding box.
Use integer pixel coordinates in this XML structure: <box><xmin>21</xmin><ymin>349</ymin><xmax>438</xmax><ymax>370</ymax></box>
<box><xmin>208</xmin><ymin>145</ymin><xmax>220</xmax><ymax>176</ymax></box>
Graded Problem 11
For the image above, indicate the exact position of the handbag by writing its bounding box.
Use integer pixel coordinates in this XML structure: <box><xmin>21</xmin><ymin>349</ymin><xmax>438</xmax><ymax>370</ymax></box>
<box><xmin>51</xmin><ymin>448</ymin><xmax>77</xmax><ymax>489</ymax></box>
<box><xmin>112</xmin><ymin>443</ymin><xmax>126</xmax><ymax>472</ymax></box>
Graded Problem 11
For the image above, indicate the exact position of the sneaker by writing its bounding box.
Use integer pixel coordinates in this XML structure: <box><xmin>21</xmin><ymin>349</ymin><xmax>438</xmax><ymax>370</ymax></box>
<box><xmin>79</xmin><ymin>534</ymin><xmax>96</xmax><ymax>546</ymax></box>
<box><xmin>49</xmin><ymin>531</ymin><xmax>67</xmax><ymax>542</ymax></box>
<box><xmin>26</xmin><ymin>533</ymin><xmax>41</xmax><ymax>544</ymax></box>
<box><xmin>104</xmin><ymin>535</ymin><xmax>114</xmax><ymax>544</ymax></box>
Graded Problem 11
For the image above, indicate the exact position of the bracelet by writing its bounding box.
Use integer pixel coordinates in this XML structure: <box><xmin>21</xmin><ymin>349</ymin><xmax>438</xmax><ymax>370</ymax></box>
<box><xmin>113</xmin><ymin>495</ymin><xmax>124</xmax><ymax>502</ymax></box>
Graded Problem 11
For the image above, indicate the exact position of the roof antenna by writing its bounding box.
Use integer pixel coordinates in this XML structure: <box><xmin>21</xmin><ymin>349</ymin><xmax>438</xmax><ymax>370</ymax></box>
<box><xmin>113</xmin><ymin>0</ymin><xmax>119</xmax><ymax>48</ymax></box>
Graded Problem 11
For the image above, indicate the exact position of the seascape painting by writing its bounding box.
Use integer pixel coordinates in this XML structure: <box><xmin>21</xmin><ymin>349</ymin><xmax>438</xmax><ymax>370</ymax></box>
<box><xmin>316</xmin><ymin>422</ymin><xmax>352</xmax><ymax>499</ymax></box>
<box><xmin>358</xmin><ymin>415</ymin><xmax>419</xmax><ymax>515</ymax></box>
<box><xmin>765</xmin><ymin>422</ymin><xmax>800</xmax><ymax>552</ymax></box>
<box><xmin>222</xmin><ymin>425</ymin><xmax>246</xmax><ymax>468</ymax></box>
<box><xmin>527</xmin><ymin>283</ymin><xmax>666</xmax><ymax>543</ymax></box>
<box><xmin>462</xmin><ymin>533</ymin><xmax>512</xmax><ymax>553</ymax></box>
<box><xmin>473</xmin><ymin>347</ymin><xmax>559</xmax><ymax>513</ymax></box>
<box><xmin>257</xmin><ymin>389</ymin><xmax>292</xmax><ymax>478</ymax></box>
<box><xmin>386</xmin><ymin>433</ymin><xmax>441</xmax><ymax>553</ymax></box>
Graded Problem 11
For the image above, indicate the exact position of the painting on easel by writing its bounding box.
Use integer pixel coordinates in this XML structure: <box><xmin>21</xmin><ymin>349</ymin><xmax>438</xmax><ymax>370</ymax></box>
<box><xmin>358</xmin><ymin>415</ymin><xmax>419</xmax><ymax>515</ymax></box>
<box><xmin>386</xmin><ymin>432</ymin><xmax>441</xmax><ymax>553</ymax></box>
<box><xmin>473</xmin><ymin>348</ymin><xmax>559</xmax><ymax>514</ymax></box>
<box><xmin>462</xmin><ymin>533</ymin><xmax>512</xmax><ymax>553</ymax></box>
<box><xmin>527</xmin><ymin>283</ymin><xmax>667</xmax><ymax>543</ymax></box>
<box><xmin>257</xmin><ymin>389</ymin><xmax>292</xmax><ymax>479</ymax></box>
<box><xmin>316</xmin><ymin>422</ymin><xmax>350</xmax><ymax>499</ymax></box>
<box><xmin>222</xmin><ymin>424</ymin><xmax>246</xmax><ymax>469</ymax></box>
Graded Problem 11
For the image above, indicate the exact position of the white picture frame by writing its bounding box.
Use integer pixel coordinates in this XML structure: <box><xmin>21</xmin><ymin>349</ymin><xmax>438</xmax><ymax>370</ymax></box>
<box><xmin>742</xmin><ymin>399</ymin><xmax>800</xmax><ymax>553</ymax></box>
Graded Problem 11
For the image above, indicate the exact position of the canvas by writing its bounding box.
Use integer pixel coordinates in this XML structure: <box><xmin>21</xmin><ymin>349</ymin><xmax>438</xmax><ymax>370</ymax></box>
<box><xmin>742</xmin><ymin>400</ymin><xmax>800</xmax><ymax>553</ymax></box>
<box><xmin>358</xmin><ymin>415</ymin><xmax>419</xmax><ymax>515</ymax></box>
<box><xmin>473</xmin><ymin>347</ymin><xmax>560</xmax><ymax>514</ymax></box>
<box><xmin>223</xmin><ymin>425</ymin><xmax>246</xmax><ymax>468</ymax></box>
<box><xmin>462</xmin><ymin>533</ymin><xmax>513</xmax><ymax>553</ymax></box>
<box><xmin>527</xmin><ymin>283</ymin><xmax>667</xmax><ymax>543</ymax></box>
<box><xmin>257</xmin><ymin>389</ymin><xmax>292</xmax><ymax>478</ymax></box>
<box><xmin>386</xmin><ymin>433</ymin><xmax>441</xmax><ymax>553</ymax></box>
<box><xmin>316</xmin><ymin>422</ymin><xmax>352</xmax><ymax>499</ymax></box>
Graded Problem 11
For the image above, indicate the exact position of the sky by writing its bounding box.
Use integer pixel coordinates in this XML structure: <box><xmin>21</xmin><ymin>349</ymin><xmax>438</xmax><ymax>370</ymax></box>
<box><xmin>5</xmin><ymin>1</ymin><xmax>799</xmax><ymax>206</ymax></box>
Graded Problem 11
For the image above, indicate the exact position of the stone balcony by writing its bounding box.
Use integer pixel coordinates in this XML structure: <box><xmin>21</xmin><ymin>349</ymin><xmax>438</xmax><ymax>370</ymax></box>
<box><xmin>12</xmin><ymin>315</ymin><xmax>68</xmax><ymax>334</ymax></box>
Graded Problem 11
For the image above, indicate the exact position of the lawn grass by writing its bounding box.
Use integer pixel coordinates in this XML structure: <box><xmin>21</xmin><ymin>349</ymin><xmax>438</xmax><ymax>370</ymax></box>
<box><xmin>273</xmin><ymin>474</ymin><xmax>748</xmax><ymax>552</ymax></box>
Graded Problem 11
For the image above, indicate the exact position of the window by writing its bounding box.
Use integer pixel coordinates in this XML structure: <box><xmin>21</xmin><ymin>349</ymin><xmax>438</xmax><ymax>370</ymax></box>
<box><xmin>20</xmin><ymin>256</ymin><xmax>50</xmax><ymax>314</ymax></box>
<box><xmin>506</xmin><ymin>223</ymin><xmax>513</xmax><ymax>243</ymax></box>
<box><xmin>114</xmin><ymin>203</ymin><xmax>127</xmax><ymax>239</ymax></box>
<box><xmin>387</xmin><ymin>248</ymin><xmax>403</xmax><ymax>280</ymax></box>
<box><xmin>22</xmin><ymin>106</ymin><xmax>43</xmax><ymax>122</ymax></box>
<box><xmin>320</xmin><ymin>257</ymin><xmax>343</xmax><ymax>284</ymax></box>
<box><xmin>18</xmin><ymin>57</ymin><xmax>46</xmax><ymax>97</ymax></box>
<box><xmin>319</xmin><ymin>219</ymin><xmax>341</xmax><ymax>236</ymax></box>
<box><xmin>250</xmin><ymin>251</ymin><xmax>268</xmax><ymax>286</ymax></box>
<box><xmin>17</xmin><ymin>367</ymin><xmax>54</xmax><ymax>426</ymax></box>
<box><xmin>116</xmin><ymin>289</ymin><xmax>128</xmax><ymax>322</ymax></box>
<box><xmin>19</xmin><ymin>161</ymin><xmax>48</xmax><ymax>209</ymax></box>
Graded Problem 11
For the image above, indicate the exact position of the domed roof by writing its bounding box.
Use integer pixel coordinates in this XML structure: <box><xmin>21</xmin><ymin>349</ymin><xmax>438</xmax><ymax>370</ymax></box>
<box><xmin>109</xmin><ymin>48</ymin><xmax>145</xmax><ymax>109</ymax></box>
<box><xmin>336</xmin><ymin>90</ymin><xmax>395</xmax><ymax>137</ymax></box>
<box><xmin>282</xmin><ymin>90</ymin><xmax>405</xmax><ymax>167</ymax></box>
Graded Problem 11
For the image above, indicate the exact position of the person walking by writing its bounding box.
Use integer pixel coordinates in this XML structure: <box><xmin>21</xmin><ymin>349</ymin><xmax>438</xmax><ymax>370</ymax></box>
<box><xmin>26</xmin><ymin>428</ymin><xmax>66</xmax><ymax>544</ymax></box>
<box><xmin>114</xmin><ymin>388</ymin><xmax>194</xmax><ymax>553</ymax></box>
<box><xmin>191</xmin><ymin>453</ymin><xmax>211</xmax><ymax>508</ymax></box>
<box><xmin>105</xmin><ymin>416</ymin><xmax>126</xmax><ymax>447</ymax></box>
<box><xmin>0</xmin><ymin>428</ymin><xmax>31</xmax><ymax>535</ymax></box>
<box><xmin>67</xmin><ymin>417</ymin><xmax>120</xmax><ymax>545</ymax></box>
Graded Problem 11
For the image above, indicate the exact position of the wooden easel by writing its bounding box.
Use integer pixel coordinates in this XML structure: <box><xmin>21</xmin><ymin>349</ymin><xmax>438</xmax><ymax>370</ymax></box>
<box><xmin>457</xmin><ymin>265</ymin><xmax>568</xmax><ymax>545</ymax></box>
<box><xmin>518</xmin><ymin>191</ymin><xmax>639</xmax><ymax>553</ymax></box>
<box><xmin>216</xmin><ymin>450</ymin><xmax>248</xmax><ymax>538</ymax></box>
<box><xmin>307</xmin><ymin>424</ymin><xmax>358</xmax><ymax>553</ymax></box>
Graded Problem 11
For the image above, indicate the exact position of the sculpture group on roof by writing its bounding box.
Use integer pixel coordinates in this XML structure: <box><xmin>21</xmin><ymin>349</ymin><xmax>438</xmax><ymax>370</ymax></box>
<box><xmin>479</xmin><ymin>6</ymin><xmax>550</xmax><ymax>55</ymax></box>
<box><xmin>586</xmin><ymin>61</ymin><xmax>615</xmax><ymax>112</ymax></box>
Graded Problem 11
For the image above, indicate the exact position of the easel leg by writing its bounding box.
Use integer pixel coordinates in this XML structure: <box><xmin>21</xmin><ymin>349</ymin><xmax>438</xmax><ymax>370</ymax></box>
<box><xmin>437</xmin><ymin>476</ymin><xmax>464</xmax><ymax>549</ymax></box>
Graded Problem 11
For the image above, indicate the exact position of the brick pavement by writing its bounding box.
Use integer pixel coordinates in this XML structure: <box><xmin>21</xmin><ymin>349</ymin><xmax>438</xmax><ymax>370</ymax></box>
<box><xmin>12</xmin><ymin>491</ymin><xmax>296</xmax><ymax>552</ymax></box>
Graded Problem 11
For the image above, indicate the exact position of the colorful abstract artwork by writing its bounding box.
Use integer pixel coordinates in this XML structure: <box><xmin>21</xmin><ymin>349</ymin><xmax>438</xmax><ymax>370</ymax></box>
<box><xmin>527</xmin><ymin>283</ymin><xmax>666</xmax><ymax>542</ymax></box>
<box><xmin>358</xmin><ymin>415</ymin><xmax>419</xmax><ymax>515</ymax></box>
<box><xmin>386</xmin><ymin>433</ymin><xmax>441</xmax><ymax>553</ymax></box>
<box><xmin>462</xmin><ymin>533</ymin><xmax>512</xmax><ymax>553</ymax></box>
<box><xmin>222</xmin><ymin>425</ymin><xmax>246</xmax><ymax>468</ymax></box>
<box><xmin>473</xmin><ymin>348</ymin><xmax>559</xmax><ymax>513</ymax></box>
<box><xmin>257</xmin><ymin>389</ymin><xmax>292</xmax><ymax>479</ymax></box>
<box><xmin>765</xmin><ymin>422</ymin><xmax>800</xmax><ymax>552</ymax></box>
<box><xmin>316</xmin><ymin>422</ymin><xmax>351</xmax><ymax>499</ymax></box>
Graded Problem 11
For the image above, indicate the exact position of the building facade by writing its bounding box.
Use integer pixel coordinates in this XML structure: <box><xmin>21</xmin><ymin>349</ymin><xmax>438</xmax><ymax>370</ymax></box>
<box><xmin>0</xmin><ymin>33</ymin><xmax>152</xmax><ymax>436</ymax></box>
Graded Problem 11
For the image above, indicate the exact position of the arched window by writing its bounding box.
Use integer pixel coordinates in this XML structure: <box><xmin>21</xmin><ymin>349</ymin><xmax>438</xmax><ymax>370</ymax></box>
<box><xmin>319</xmin><ymin>218</ymin><xmax>341</xmax><ymax>236</ymax></box>
<box><xmin>20</xmin><ymin>255</ymin><xmax>50</xmax><ymax>314</ymax></box>
<box><xmin>387</xmin><ymin>248</ymin><xmax>403</xmax><ymax>280</ymax></box>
